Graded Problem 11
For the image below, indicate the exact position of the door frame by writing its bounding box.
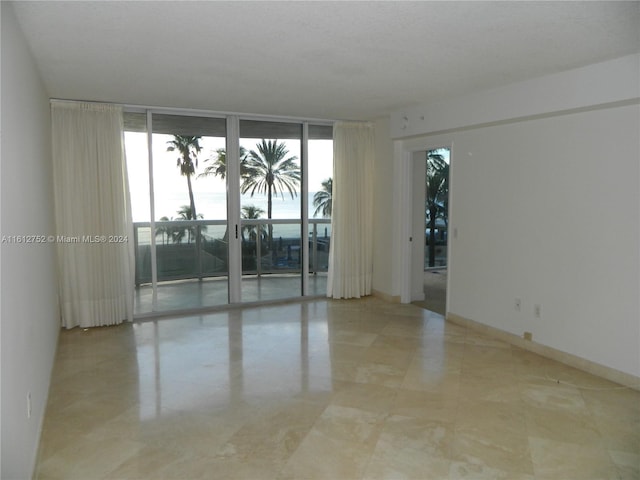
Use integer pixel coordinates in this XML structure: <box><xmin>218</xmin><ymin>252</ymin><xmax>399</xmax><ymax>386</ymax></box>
<box><xmin>396</xmin><ymin>141</ymin><xmax>453</xmax><ymax>313</ymax></box>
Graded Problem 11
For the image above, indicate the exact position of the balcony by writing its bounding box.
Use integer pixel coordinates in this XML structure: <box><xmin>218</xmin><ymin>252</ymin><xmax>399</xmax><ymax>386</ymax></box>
<box><xmin>133</xmin><ymin>218</ymin><xmax>331</xmax><ymax>314</ymax></box>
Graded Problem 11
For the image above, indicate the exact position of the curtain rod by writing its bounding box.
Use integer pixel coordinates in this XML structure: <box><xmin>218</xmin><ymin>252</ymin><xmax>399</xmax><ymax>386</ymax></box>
<box><xmin>49</xmin><ymin>98</ymin><xmax>337</xmax><ymax>125</ymax></box>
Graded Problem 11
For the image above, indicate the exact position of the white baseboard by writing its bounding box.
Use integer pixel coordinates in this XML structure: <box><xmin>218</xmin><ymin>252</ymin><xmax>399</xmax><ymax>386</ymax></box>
<box><xmin>446</xmin><ymin>312</ymin><xmax>640</xmax><ymax>391</ymax></box>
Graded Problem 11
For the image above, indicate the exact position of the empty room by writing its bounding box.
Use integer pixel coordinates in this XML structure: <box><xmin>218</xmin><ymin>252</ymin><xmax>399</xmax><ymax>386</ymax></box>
<box><xmin>2</xmin><ymin>1</ymin><xmax>639</xmax><ymax>479</ymax></box>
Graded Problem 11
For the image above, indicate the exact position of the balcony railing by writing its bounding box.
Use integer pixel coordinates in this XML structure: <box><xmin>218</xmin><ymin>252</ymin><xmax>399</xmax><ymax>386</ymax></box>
<box><xmin>424</xmin><ymin>225</ymin><xmax>448</xmax><ymax>269</ymax></box>
<box><xmin>134</xmin><ymin>219</ymin><xmax>331</xmax><ymax>286</ymax></box>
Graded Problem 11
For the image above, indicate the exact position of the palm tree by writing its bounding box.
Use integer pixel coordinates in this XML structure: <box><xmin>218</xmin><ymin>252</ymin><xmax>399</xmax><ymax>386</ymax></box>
<box><xmin>426</xmin><ymin>149</ymin><xmax>449</xmax><ymax>267</ymax></box>
<box><xmin>241</xmin><ymin>205</ymin><xmax>266</xmax><ymax>242</ymax></box>
<box><xmin>156</xmin><ymin>216</ymin><xmax>173</xmax><ymax>245</ymax></box>
<box><xmin>166</xmin><ymin>135</ymin><xmax>202</xmax><ymax>219</ymax></box>
<box><xmin>175</xmin><ymin>205</ymin><xmax>205</xmax><ymax>244</ymax></box>
<box><xmin>198</xmin><ymin>147</ymin><xmax>251</xmax><ymax>181</ymax></box>
<box><xmin>198</xmin><ymin>147</ymin><xmax>252</xmax><ymax>245</ymax></box>
<box><xmin>242</xmin><ymin>139</ymin><xmax>300</xmax><ymax>249</ymax></box>
<box><xmin>312</xmin><ymin>178</ymin><xmax>332</xmax><ymax>218</ymax></box>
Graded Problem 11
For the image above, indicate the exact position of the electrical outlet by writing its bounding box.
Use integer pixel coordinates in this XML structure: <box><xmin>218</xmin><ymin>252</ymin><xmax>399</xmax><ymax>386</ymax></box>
<box><xmin>534</xmin><ymin>304</ymin><xmax>542</xmax><ymax>318</ymax></box>
<box><xmin>515</xmin><ymin>298</ymin><xmax>522</xmax><ymax>312</ymax></box>
<box><xmin>27</xmin><ymin>392</ymin><xmax>32</xmax><ymax>419</ymax></box>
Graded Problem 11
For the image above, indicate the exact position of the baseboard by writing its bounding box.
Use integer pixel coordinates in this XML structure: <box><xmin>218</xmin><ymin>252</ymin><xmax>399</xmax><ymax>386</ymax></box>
<box><xmin>371</xmin><ymin>289</ymin><xmax>401</xmax><ymax>303</ymax></box>
<box><xmin>446</xmin><ymin>312</ymin><xmax>640</xmax><ymax>391</ymax></box>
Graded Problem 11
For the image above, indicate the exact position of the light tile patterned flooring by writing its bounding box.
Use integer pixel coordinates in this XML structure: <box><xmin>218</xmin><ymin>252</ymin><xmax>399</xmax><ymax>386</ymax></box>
<box><xmin>35</xmin><ymin>298</ymin><xmax>639</xmax><ymax>479</ymax></box>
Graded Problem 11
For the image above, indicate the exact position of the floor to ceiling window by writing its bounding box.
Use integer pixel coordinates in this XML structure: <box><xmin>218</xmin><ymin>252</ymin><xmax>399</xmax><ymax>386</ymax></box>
<box><xmin>239</xmin><ymin>120</ymin><xmax>302</xmax><ymax>302</ymax></box>
<box><xmin>308</xmin><ymin>125</ymin><xmax>333</xmax><ymax>295</ymax></box>
<box><xmin>125</xmin><ymin>111</ymin><xmax>332</xmax><ymax>315</ymax></box>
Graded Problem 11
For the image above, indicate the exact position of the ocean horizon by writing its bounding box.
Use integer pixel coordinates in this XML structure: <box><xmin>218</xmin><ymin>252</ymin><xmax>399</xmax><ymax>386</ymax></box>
<box><xmin>133</xmin><ymin>191</ymin><xmax>330</xmax><ymax>245</ymax></box>
<box><xmin>133</xmin><ymin>191</ymin><xmax>325</xmax><ymax>222</ymax></box>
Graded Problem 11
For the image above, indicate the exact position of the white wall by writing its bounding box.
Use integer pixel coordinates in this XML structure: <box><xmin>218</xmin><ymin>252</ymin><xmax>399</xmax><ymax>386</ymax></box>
<box><xmin>1</xmin><ymin>3</ymin><xmax>60</xmax><ymax>478</ymax></box>
<box><xmin>391</xmin><ymin>55</ymin><xmax>640</xmax><ymax>138</ymax></box>
<box><xmin>386</xmin><ymin>56</ymin><xmax>640</xmax><ymax>377</ymax></box>
<box><xmin>403</xmin><ymin>104</ymin><xmax>640</xmax><ymax>377</ymax></box>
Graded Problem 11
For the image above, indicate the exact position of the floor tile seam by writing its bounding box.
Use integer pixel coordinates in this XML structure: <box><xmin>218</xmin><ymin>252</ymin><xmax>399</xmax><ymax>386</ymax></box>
<box><xmin>380</xmin><ymin>414</ymin><xmax>458</xmax><ymax>460</ymax></box>
<box><xmin>357</xmin><ymin>408</ymin><xmax>401</xmax><ymax>480</ymax></box>
<box><xmin>458</xmin><ymin>364</ymin><xmax>518</xmax><ymax>379</ymax></box>
<box><xmin>520</xmin><ymin>403</ymin><xmax>599</xmax><ymax>428</ymax></box>
<box><xmin>604</xmin><ymin>448</ymin><xmax>636</xmax><ymax>477</ymax></box>
<box><xmin>358</xmin><ymin>353</ymin><xmax>414</xmax><ymax>371</ymax></box>
<box><xmin>40</xmin><ymin>412</ymin><xmax>134</xmax><ymax>442</ymax></box>
<box><xmin>355</xmin><ymin>352</ymin><xmax>416</xmax><ymax>373</ymax></box>
<box><xmin>603</xmin><ymin>449</ymin><xmax>640</xmax><ymax>470</ymax></box>
<box><xmin>37</xmin><ymin>436</ymin><xmax>146</xmax><ymax>480</ymax></box>
<box><xmin>33</xmin><ymin>429</ymin><xmax>94</xmax><ymax>471</ymax></box>
<box><xmin>522</xmin><ymin>399</ymin><xmax>611</xmax><ymax>430</ymax></box>
<box><xmin>407</xmin><ymin>351</ymin><xmax>462</xmax><ymax>373</ymax></box>
<box><xmin>439</xmin><ymin>370</ymin><xmax>463</xmax><ymax>433</ymax></box>
<box><xmin>280</xmin><ymin>407</ymin><xmax>384</xmax><ymax>479</ymax></box>
<box><xmin>524</xmin><ymin>418</ymin><xmax>603</xmax><ymax>448</ymax></box>
<box><xmin>43</xmin><ymin>397</ymin><xmax>135</xmax><ymax>425</ymax></box>
<box><xmin>527</xmin><ymin>433</ymin><xmax>620</xmax><ymax>459</ymax></box>
<box><xmin>589</xmin><ymin>410</ymin><xmax>640</xmax><ymax>435</ymax></box>
<box><xmin>49</xmin><ymin>379</ymin><xmax>142</xmax><ymax>400</ymax></box>
<box><xmin>452</xmin><ymin>416</ymin><xmax>530</xmax><ymax>443</ymax></box>
<box><xmin>582</xmin><ymin>396</ymin><xmax>640</xmax><ymax>419</ymax></box>
<box><xmin>386</xmin><ymin>384</ymin><xmax>464</xmax><ymax>442</ymax></box>
<box><xmin>578</xmin><ymin>388</ymin><xmax>632</xmax><ymax>429</ymax></box>
<box><xmin>210</xmin><ymin>431</ymin><xmax>309</xmax><ymax>469</ymax></box>
<box><xmin>451</xmin><ymin>424</ymin><xmax>533</xmax><ymax>464</ymax></box>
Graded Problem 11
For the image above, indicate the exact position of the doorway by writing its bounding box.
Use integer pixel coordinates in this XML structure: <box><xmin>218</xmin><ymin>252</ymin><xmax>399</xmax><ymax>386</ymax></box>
<box><xmin>410</xmin><ymin>148</ymin><xmax>450</xmax><ymax>315</ymax></box>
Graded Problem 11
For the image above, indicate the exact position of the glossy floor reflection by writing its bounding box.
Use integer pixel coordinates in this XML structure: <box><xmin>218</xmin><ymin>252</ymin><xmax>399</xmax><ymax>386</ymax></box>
<box><xmin>36</xmin><ymin>298</ymin><xmax>639</xmax><ymax>479</ymax></box>
<box><xmin>134</xmin><ymin>274</ymin><xmax>328</xmax><ymax>315</ymax></box>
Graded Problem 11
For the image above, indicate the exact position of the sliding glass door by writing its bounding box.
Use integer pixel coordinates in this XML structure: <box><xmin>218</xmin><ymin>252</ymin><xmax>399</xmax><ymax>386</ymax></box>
<box><xmin>239</xmin><ymin>120</ymin><xmax>303</xmax><ymax>302</ymax></box>
<box><xmin>150</xmin><ymin>114</ymin><xmax>228</xmax><ymax>311</ymax></box>
<box><xmin>126</xmin><ymin>112</ymin><xmax>229</xmax><ymax>314</ymax></box>
<box><xmin>308</xmin><ymin>125</ymin><xmax>333</xmax><ymax>296</ymax></box>
<box><xmin>125</xmin><ymin>111</ymin><xmax>332</xmax><ymax>315</ymax></box>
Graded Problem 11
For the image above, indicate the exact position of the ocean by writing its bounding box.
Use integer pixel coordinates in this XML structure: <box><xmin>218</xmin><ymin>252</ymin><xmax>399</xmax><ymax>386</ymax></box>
<box><xmin>133</xmin><ymin>191</ymin><xmax>330</xmax><ymax>244</ymax></box>
<box><xmin>135</xmin><ymin>191</ymin><xmax>323</xmax><ymax>221</ymax></box>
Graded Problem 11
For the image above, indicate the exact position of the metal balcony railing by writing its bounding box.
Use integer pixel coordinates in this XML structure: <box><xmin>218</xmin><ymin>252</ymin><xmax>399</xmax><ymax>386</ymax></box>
<box><xmin>424</xmin><ymin>225</ymin><xmax>448</xmax><ymax>269</ymax></box>
<box><xmin>133</xmin><ymin>219</ymin><xmax>331</xmax><ymax>286</ymax></box>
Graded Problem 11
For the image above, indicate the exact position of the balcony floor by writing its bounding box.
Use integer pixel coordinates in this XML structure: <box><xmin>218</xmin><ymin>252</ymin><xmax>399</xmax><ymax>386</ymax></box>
<box><xmin>134</xmin><ymin>274</ymin><xmax>328</xmax><ymax>316</ymax></box>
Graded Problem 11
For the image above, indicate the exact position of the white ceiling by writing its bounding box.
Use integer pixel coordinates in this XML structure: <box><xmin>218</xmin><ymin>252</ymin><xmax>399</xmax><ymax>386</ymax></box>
<box><xmin>11</xmin><ymin>1</ymin><xmax>640</xmax><ymax>120</ymax></box>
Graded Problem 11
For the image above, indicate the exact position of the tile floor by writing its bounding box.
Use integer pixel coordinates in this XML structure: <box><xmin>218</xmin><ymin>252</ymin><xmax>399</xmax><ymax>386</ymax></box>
<box><xmin>35</xmin><ymin>298</ymin><xmax>639</xmax><ymax>479</ymax></box>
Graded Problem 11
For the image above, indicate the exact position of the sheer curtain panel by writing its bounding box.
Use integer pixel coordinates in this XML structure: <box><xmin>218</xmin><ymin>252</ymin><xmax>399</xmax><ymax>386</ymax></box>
<box><xmin>52</xmin><ymin>102</ymin><xmax>134</xmax><ymax>328</ymax></box>
<box><xmin>327</xmin><ymin>122</ymin><xmax>375</xmax><ymax>299</ymax></box>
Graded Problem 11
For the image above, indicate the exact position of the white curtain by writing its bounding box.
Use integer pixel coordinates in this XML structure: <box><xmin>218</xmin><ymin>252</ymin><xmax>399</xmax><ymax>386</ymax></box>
<box><xmin>52</xmin><ymin>101</ymin><xmax>134</xmax><ymax>328</ymax></box>
<box><xmin>327</xmin><ymin>121</ymin><xmax>375</xmax><ymax>299</ymax></box>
